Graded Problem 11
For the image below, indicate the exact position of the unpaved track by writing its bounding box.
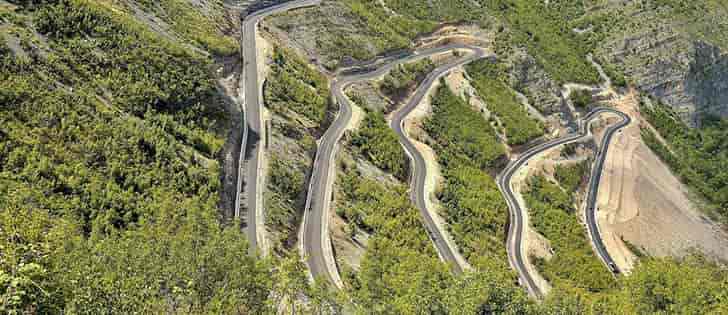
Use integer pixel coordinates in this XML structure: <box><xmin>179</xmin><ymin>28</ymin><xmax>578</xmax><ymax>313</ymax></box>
<box><xmin>301</xmin><ymin>44</ymin><xmax>486</xmax><ymax>288</ymax></box>
<box><xmin>498</xmin><ymin>107</ymin><xmax>630</xmax><ymax>298</ymax></box>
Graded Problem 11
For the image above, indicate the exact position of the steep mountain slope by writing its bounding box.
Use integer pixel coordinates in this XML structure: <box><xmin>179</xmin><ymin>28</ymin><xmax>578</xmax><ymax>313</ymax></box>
<box><xmin>586</xmin><ymin>0</ymin><xmax>728</xmax><ymax>125</ymax></box>
<box><xmin>3</xmin><ymin>0</ymin><xmax>728</xmax><ymax>313</ymax></box>
<box><xmin>0</xmin><ymin>1</ymin><xmax>331</xmax><ymax>312</ymax></box>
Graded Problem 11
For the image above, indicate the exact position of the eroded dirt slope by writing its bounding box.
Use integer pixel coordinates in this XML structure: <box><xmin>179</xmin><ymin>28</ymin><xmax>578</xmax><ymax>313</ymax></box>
<box><xmin>597</xmin><ymin>92</ymin><xmax>728</xmax><ymax>263</ymax></box>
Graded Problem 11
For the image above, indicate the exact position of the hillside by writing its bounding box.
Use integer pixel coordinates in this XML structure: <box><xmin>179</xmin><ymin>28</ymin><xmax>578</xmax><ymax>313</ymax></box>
<box><xmin>0</xmin><ymin>0</ymin><xmax>324</xmax><ymax>312</ymax></box>
<box><xmin>2</xmin><ymin>0</ymin><xmax>728</xmax><ymax>313</ymax></box>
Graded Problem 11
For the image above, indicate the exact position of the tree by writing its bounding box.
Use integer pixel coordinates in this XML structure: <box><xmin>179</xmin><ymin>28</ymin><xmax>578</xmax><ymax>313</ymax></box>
<box><xmin>570</xmin><ymin>89</ymin><xmax>592</xmax><ymax>108</ymax></box>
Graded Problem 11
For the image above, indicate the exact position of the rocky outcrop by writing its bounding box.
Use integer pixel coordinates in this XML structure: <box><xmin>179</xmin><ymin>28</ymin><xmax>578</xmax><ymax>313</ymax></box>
<box><xmin>507</xmin><ymin>48</ymin><xmax>562</xmax><ymax>115</ymax></box>
<box><xmin>686</xmin><ymin>41</ymin><xmax>728</xmax><ymax>126</ymax></box>
<box><xmin>599</xmin><ymin>20</ymin><xmax>728</xmax><ymax>126</ymax></box>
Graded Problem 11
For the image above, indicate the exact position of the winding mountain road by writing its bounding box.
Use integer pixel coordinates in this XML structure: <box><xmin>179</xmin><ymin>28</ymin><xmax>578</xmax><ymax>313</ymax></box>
<box><xmin>389</xmin><ymin>46</ymin><xmax>488</xmax><ymax>274</ymax></box>
<box><xmin>497</xmin><ymin>107</ymin><xmax>630</xmax><ymax>297</ymax></box>
<box><xmin>237</xmin><ymin>0</ymin><xmax>321</xmax><ymax>255</ymax></box>
<box><xmin>302</xmin><ymin>44</ymin><xmax>486</xmax><ymax>287</ymax></box>
<box><xmin>239</xmin><ymin>0</ymin><xmax>630</xmax><ymax>299</ymax></box>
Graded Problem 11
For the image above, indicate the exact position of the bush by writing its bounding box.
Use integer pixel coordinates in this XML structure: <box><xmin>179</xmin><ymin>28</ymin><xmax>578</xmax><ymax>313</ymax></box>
<box><xmin>424</xmin><ymin>84</ymin><xmax>511</xmax><ymax>266</ymax></box>
<box><xmin>525</xmin><ymin>175</ymin><xmax>616</xmax><ymax>292</ymax></box>
<box><xmin>466</xmin><ymin>59</ymin><xmax>544</xmax><ymax>145</ymax></box>
<box><xmin>570</xmin><ymin>89</ymin><xmax>592</xmax><ymax>108</ymax></box>
<box><xmin>380</xmin><ymin>59</ymin><xmax>434</xmax><ymax>101</ymax></box>
<box><xmin>338</xmin><ymin>169</ymin><xmax>532</xmax><ymax>313</ymax></box>
<box><xmin>424</xmin><ymin>84</ymin><xmax>505</xmax><ymax>170</ymax></box>
<box><xmin>554</xmin><ymin>160</ymin><xmax>590</xmax><ymax>193</ymax></box>
<box><xmin>482</xmin><ymin>0</ymin><xmax>600</xmax><ymax>84</ymax></box>
<box><xmin>265</xmin><ymin>46</ymin><xmax>331</xmax><ymax>126</ymax></box>
<box><xmin>350</xmin><ymin>111</ymin><xmax>408</xmax><ymax>180</ymax></box>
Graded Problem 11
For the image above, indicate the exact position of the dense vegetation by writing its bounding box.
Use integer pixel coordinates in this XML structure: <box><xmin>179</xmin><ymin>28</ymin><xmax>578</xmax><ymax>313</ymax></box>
<box><xmin>265</xmin><ymin>46</ymin><xmax>332</xmax><ymax>127</ymax></box>
<box><xmin>380</xmin><ymin>58</ymin><xmax>434</xmax><ymax>102</ymax></box>
<box><xmin>571</xmin><ymin>89</ymin><xmax>593</xmax><ymax>109</ymax></box>
<box><xmin>466</xmin><ymin>59</ymin><xmax>544</xmax><ymax>145</ymax></box>
<box><xmin>526</xmin><ymin>175</ymin><xmax>616</xmax><ymax>292</ymax></box>
<box><xmin>270</xmin><ymin>0</ymin><xmax>437</xmax><ymax>66</ymax></box>
<box><xmin>0</xmin><ymin>1</ymin><xmax>340</xmax><ymax>312</ymax></box>
<box><xmin>3</xmin><ymin>0</ymin><xmax>226</xmax><ymax>241</ymax></box>
<box><xmin>342</xmin><ymin>0</ymin><xmax>435</xmax><ymax>54</ymax></box>
<box><xmin>4</xmin><ymin>0</ymin><xmax>728</xmax><ymax>313</ymax></box>
<box><xmin>594</xmin><ymin>56</ymin><xmax>629</xmax><ymax>88</ymax></box>
<box><xmin>423</xmin><ymin>85</ymin><xmax>510</xmax><ymax>264</ymax></box>
<box><xmin>561</xmin><ymin>143</ymin><xmax>579</xmax><ymax>158</ymax></box>
<box><xmin>641</xmin><ymin>101</ymin><xmax>728</xmax><ymax>217</ymax></box>
<box><xmin>424</xmin><ymin>84</ymin><xmax>505</xmax><ymax>170</ymax></box>
<box><xmin>263</xmin><ymin>46</ymin><xmax>330</xmax><ymax>252</ymax></box>
<box><xmin>543</xmin><ymin>254</ymin><xmax>728</xmax><ymax>314</ymax></box>
<box><xmin>383</xmin><ymin>0</ymin><xmax>485</xmax><ymax>23</ymax></box>
<box><xmin>349</xmin><ymin>111</ymin><xmax>407</xmax><ymax>180</ymax></box>
<box><xmin>265</xmin><ymin>155</ymin><xmax>306</xmax><ymax>251</ymax></box>
<box><xmin>130</xmin><ymin>0</ymin><xmax>238</xmax><ymax>55</ymax></box>
<box><xmin>481</xmin><ymin>0</ymin><xmax>601</xmax><ymax>84</ymax></box>
<box><xmin>337</xmin><ymin>167</ymin><xmax>532</xmax><ymax>314</ymax></box>
<box><xmin>554</xmin><ymin>160</ymin><xmax>591</xmax><ymax>193</ymax></box>
<box><xmin>10</xmin><ymin>0</ymin><xmax>237</xmax><ymax>57</ymax></box>
<box><xmin>1</xmin><ymin>190</ymin><xmax>318</xmax><ymax>313</ymax></box>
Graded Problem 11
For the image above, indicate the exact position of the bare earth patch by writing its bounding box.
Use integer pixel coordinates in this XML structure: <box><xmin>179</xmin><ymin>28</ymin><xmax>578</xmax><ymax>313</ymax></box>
<box><xmin>597</xmin><ymin>92</ymin><xmax>728</xmax><ymax>265</ymax></box>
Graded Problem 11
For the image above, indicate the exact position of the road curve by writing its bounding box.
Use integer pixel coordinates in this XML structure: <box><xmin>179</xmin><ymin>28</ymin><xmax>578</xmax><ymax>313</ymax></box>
<box><xmin>497</xmin><ymin>107</ymin><xmax>630</xmax><ymax>298</ymax></box>
<box><xmin>302</xmin><ymin>44</ymin><xmax>486</xmax><ymax>287</ymax></box>
<box><xmin>389</xmin><ymin>47</ymin><xmax>488</xmax><ymax>274</ymax></box>
<box><xmin>584</xmin><ymin>109</ymin><xmax>631</xmax><ymax>274</ymax></box>
<box><xmin>238</xmin><ymin>0</ymin><xmax>321</xmax><ymax>255</ymax></box>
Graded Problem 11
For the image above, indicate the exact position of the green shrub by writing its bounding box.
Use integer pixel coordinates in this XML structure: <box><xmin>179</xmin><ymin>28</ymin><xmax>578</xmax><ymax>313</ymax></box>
<box><xmin>466</xmin><ymin>59</ymin><xmax>544</xmax><ymax>145</ymax></box>
<box><xmin>525</xmin><ymin>175</ymin><xmax>616</xmax><ymax>292</ymax></box>
<box><xmin>338</xmin><ymin>170</ymin><xmax>531</xmax><ymax>313</ymax></box>
<box><xmin>570</xmin><ymin>89</ymin><xmax>592</xmax><ymax>108</ymax></box>
<box><xmin>266</xmin><ymin>46</ymin><xmax>331</xmax><ymax>126</ymax></box>
<box><xmin>380</xmin><ymin>59</ymin><xmax>434</xmax><ymax>101</ymax></box>
<box><xmin>424</xmin><ymin>84</ymin><xmax>505</xmax><ymax>170</ymax></box>
<box><xmin>554</xmin><ymin>160</ymin><xmax>590</xmax><ymax>194</ymax></box>
<box><xmin>350</xmin><ymin>111</ymin><xmax>407</xmax><ymax>180</ymax></box>
<box><xmin>482</xmin><ymin>0</ymin><xmax>600</xmax><ymax>84</ymax></box>
<box><xmin>424</xmin><ymin>84</ymin><xmax>511</xmax><ymax>266</ymax></box>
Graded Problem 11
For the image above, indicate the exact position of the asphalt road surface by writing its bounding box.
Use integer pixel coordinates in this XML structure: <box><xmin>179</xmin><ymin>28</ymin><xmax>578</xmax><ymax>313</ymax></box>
<box><xmin>497</xmin><ymin>107</ymin><xmax>630</xmax><ymax>298</ymax></box>
<box><xmin>238</xmin><ymin>0</ymin><xmax>322</xmax><ymax>255</ymax></box>
<box><xmin>389</xmin><ymin>47</ymin><xmax>488</xmax><ymax>274</ymax></box>
<box><xmin>240</xmin><ymin>0</ymin><xmax>631</xmax><ymax>298</ymax></box>
<box><xmin>302</xmin><ymin>44</ymin><xmax>485</xmax><ymax>287</ymax></box>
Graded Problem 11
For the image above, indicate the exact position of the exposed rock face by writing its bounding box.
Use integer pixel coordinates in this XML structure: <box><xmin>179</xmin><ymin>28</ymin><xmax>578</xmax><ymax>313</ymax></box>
<box><xmin>600</xmin><ymin>24</ymin><xmax>728</xmax><ymax>126</ymax></box>
<box><xmin>686</xmin><ymin>41</ymin><xmax>728</xmax><ymax>126</ymax></box>
<box><xmin>599</xmin><ymin>22</ymin><xmax>692</xmax><ymax>121</ymax></box>
<box><xmin>507</xmin><ymin>48</ymin><xmax>562</xmax><ymax>115</ymax></box>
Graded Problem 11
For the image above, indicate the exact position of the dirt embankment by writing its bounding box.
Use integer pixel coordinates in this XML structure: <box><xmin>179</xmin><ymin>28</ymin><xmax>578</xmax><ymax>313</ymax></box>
<box><xmin>597</xmin><ymin>91</ymin><xmax>728</xmax><ymax>264</ymax></box>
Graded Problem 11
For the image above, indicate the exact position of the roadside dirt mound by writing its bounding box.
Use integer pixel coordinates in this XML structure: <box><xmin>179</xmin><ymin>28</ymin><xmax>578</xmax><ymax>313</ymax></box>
<box><xmin>597</xmin><ymin>91</ymin><xmax>728</xmax><ymax>264</ymax></box>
